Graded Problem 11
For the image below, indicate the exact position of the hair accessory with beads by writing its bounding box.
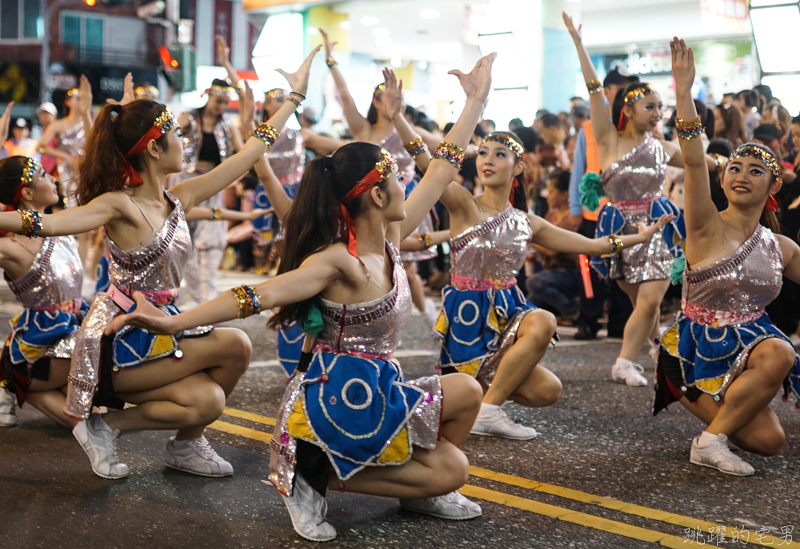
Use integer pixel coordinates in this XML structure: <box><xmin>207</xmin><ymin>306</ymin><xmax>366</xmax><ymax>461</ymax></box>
<box><xmin>482</xmin><ymin>132</ymin><xmax>525</xmax><ymax>160</ymax></box>
<box><xmin>2</xmin><ymin>157</ymin><xmax>39</xmax><ymax>214</ymax></box>
<box><xmin>134</xmin><ymin>85</ymin><xmax>159</xmax><ymax>99</ymax></box>
<box><xmin>205</xmin><ymin>84</ymin><xmax>235</xmax><ymax>97</ymax></box>
<box><xmin>623</xmin><ymin>84</ymin><xmax>656</xmax><ymax>105</ymax></box>
<box><xmin>118</xmin><ymin>106</ymin><xmax>178</xmax><ymax>188</ymax></box>
<box><xmin>337</xmin><ymin>149</ymin><xmax>397</xmax><ymax>258</ymax></box>
<box><xmin>730</xmin><ymin>143</ymin><xmax>783</xmax><ymax>185</ymax></box>
<box><xmin>373</xmin><ymin>83</ymin><xmax>385</xmax><ymax>98</ymax></box>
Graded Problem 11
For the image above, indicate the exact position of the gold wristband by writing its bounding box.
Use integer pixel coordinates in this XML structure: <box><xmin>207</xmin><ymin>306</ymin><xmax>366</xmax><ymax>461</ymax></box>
<box><xmin>432</xmin><ymin>142</ymin><xmax>465</xmax><ymax>170</ymax></box>
<box><xmin>211</xmin><ymin>207</ymin><xmax>223</xmax><ymax>221</ymax></box>
<box><xmin>18</xmin><ymin>210</ymin><xmax>43</xmax><ymax>237</ymax></box>
<box><xmin>417</xmin><ymin>233</ymin><xmax>434</xmax><ymax>248</ymax></box>
<box><xmin>326</xmin><ymin>57</ymin><xmax>337</xmax><ymax>69</ymax></box>
<box><xmin>601</xmin><ymin>234</ymin><xmax>624</xmax><ymax>258</ymax></box>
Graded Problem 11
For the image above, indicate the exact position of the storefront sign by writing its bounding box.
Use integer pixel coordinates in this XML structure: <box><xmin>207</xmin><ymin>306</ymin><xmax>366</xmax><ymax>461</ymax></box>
<box><xmin>700</xmin><ymin>0</ymin><xmax>748</xmax><ymax>21</ymax></box>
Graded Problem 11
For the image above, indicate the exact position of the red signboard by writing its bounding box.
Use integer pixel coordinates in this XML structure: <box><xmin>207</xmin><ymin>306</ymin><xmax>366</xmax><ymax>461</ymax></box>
<box><xmin>214</xmin><ymin>0</ymin><xmax>233</xmax><ymax>66</ymax></box>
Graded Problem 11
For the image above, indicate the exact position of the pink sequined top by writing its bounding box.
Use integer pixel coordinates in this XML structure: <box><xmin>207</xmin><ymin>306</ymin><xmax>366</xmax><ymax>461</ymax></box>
<box><xmin>5</xmin><ymin>236</ymin><xmax>83</xmax><ymax>311</ymax></box>
<box><xmin>317</xmin><ymin>241</ymin><xmax>411</xmax><ymax>358</ymax></box>
<box><xmin>602</xmin><ymin>134</ymin><xmax>668</xmax><ymax>203</ymax></box>
<box><xmin>683</xmin><ymin>225</ymin><xmax>783</xmax><ymax>327</ymax></box>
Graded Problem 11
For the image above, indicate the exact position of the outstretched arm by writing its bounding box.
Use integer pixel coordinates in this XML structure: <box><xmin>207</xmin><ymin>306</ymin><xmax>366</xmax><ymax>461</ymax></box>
<box><xmin>399</xmin><ymin>54</ymin><xmax>496</xmax><ymax>242</ymax></box>
<box><xmin>320</xmin><ymin>28</ymin><xmax>371</xmax><ymax>139</ymax></box>
<box><xmin>780</xmin><ymin>235</ymin><xmax>800</xmax><ymax>285</ymax></box>
<box><xmin>530</xmin><ymin>213</ymin><xmax>674</xmax><ymax>256</ymax></box>
<box><xmin>399</xmin><ymin>230</ymin><xmax>450</xmax><ymax>251</ymax></box>
<box><xmin>671</xmin><ymin>37</ymin><xmax>724</xmax><ymax>246</ymax></box>
<box><xmin>170</xmin><ymin>47</ymin><xmax>320</xmax><ymax>212</ymax></box>
<box><xmin>383</xmin><ymin>68</ymin><xmax>431</xmax><ymax>173</ymax></box>
<box><xmin>78</xmin><ymin>76</ymin><xmax>94</xmax><ymax>133</ymax></box>
<box><xmin>105</xmin><ymin>246</ymin><xmax>346</xmax><ymax>335</ymax></box>
<box><xmin>563</xmin><ymin>12</ymin><xmax>617</xmax><ymax>153</ymax></box>
<box><xmin>185</xmin><ymin>206</ymin><xmax>272</xmax><ymax>222</ymax></box>
<box><xmin>0</xmin><ymin>192</ymin><xmax>121</xmax><ymax>236</ymax></box>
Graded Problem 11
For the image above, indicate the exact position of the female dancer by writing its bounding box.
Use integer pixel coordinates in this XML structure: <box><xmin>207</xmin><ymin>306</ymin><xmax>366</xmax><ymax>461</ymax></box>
<box><xmin>0</xmin><ymin>50</ymin><xmax>319</xmax><ymax>479</ymax></box>
<box><xmin>0</xmin><ymin>152</ymin><xmax>86</xmax><ymax>430</ymax></box>
<box><xmin>107</xmin><ymin>55</ymin><xmax>497</xmax><ymax>543</ymax></box>
<box><xmin>565</xmin><ymin>13</ymin><xmax>701</xmax><ymax>387</ymax></box>
<box><xmin>321</xmin><ymin>28</ymin><xmax>440</xmax><ymax>327</ymax></box>
<box><xmin>653</xmin><ymin>39</ymin><xmax>800</xmax><ymax>476</ymax></box>
<box><xmin>433</xmin><ymin>126</ymin><xmax>671</xmax><ymax>439</ymax></box>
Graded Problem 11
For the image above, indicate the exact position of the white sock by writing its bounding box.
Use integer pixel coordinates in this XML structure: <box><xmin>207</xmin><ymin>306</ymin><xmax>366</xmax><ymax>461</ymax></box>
<box><xmin>479</xmin><ymin>402</ymin><xmax>500</xmax><ymax>417</ymax></box>
<box><xmin>614</xmin><ymin>357</ymin><xmax>633</xmax><ymax>368</ymax></box>
<box><xmin>698</xmin><ymin>431</ymin><xmax>719</xmax><ymax>447</ymax></box>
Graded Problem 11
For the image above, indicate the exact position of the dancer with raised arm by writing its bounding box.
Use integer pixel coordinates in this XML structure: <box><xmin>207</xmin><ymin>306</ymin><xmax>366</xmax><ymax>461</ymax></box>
<box><xmin>0</xmin><ymin>49</ymin><xmax>320</xmax><ymax>480</ymax></box>
<box><xmin>653</xmin><ymin>39</ymin><xmax>800</xmax><ymax>476</ymax></box>
<box><xmin>321</xmin><ymin>28</ymin><xmax>441</xmax><ymax>327</ymax></box>
<box><xmin>565</xmin><ymin>13</ymin><xmax>697</xmax><ymax>387</ymax></box>
<box><xmin>107</xmin><ymin>55</ymin><xmax>497</xmax><ymax>543</ymax></box>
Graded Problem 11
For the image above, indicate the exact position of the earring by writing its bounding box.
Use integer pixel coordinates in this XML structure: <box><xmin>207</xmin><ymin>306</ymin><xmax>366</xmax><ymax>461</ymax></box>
<box><xmin>156</xmin><ymin>154</ymin><xmax>160</xmax><ymax>159</ymax></box>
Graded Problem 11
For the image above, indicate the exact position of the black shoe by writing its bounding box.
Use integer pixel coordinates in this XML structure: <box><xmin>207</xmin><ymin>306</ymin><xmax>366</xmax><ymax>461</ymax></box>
<box><xmin>574</xmin><ymin>325</ymin><xmax>598</xmax><ymax>340</ymax></box>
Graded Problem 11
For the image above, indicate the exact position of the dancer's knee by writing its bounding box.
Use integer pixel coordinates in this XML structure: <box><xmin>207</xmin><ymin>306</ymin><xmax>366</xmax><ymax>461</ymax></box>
<box><xmin>429</xmin><ymin>447</ymin><xmax>469</xmax><ymax>496</ymax></box>
<box><xmin>750</xmin><ymin>339</ymin><xmax>796</xmax><ymax>385</ymax></box>
<box><xmin>443</xmin><ymin>373</ymin><xmax>483</xmax><ymax>414</ymax></box>
<box><xmin>744</xmin><ymin>425</ymin><xmax>785</xmax><ymax>456</ymax></box>
<box><xmin>222</xmin><ymin>329</ymin><xmax>253</xmax><ymax>375</ymax></box>
<box><xmin>190</xmin><ymin>383</ymin><xmax>226</xmax><ymax>425</ymax></box>
<box><xmin>520</xmin><ymin>311</ymin><xmax>557</xmax><ymax>347</ymax></box>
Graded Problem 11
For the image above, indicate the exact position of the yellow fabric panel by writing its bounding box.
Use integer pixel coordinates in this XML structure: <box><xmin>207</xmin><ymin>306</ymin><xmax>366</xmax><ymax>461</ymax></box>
<box><xmin>695</xmin><ymin>376</ymin><xmax>724</xmax><ymax>394</ymax></box>
<box><xmin>377</xmin><ymin>427</ymin><xmax>411</xmax><ymax>464</ymax></box>
<box><xmin>434</xmin><ymin>310</ymin><xmax>448</xmax><ymax>334</ymax></box>
<box><xmin>456</xmin><ymin>358</ymin><xmax>483</xmax><ymax>378</ymax></box>
<box><xmin>661</xmin><ymin>324</ymin><xmax>679</xmax><ymax>355</ymax></box>
<box><xmin>150</xmin><ymin>335</ymin><xmax>176</xmax><ymax>357</ymax></box>
<box><xmin>18</xmin><ymin>342</ymin><xmax>45</xmax><ymax>363</ymax></box>
<box><xmin>286</xmin><ymin>397</ymin><xmax>316</xmax><ymax>441</ymax></box>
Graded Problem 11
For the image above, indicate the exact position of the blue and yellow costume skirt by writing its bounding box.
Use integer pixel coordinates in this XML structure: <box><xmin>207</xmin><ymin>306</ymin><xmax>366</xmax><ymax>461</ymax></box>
<box><xmin>1</xmin><ymin>301</ymin><xmax>88</xmax><ymax>405</ymax></box>
<box><xmin>268</xmin><ymin>350</ymin><xmax>442</xmax><ymax>494</ymax></box>
<box><xmin>654</xmin><ymin>311</ymin><xmax>800</xmax><ymax>415</ymax></box>
<box><xmin>277</xmin><ymin>321</ymin><xmax>305</xmax><ymax>377</ymax></box>
<box><xmin>592</xmin><ymin>196</ymin><xmax>685</xmax><ymax>284</ymax></box>
<box><xmin>434</xmin><ymin>282</ymin><xmax>545</xmax><ymax>386</ymax></box>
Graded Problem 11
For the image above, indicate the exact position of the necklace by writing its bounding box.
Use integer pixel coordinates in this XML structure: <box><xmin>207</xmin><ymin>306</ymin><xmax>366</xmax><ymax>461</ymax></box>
<box><xmin>11</xmin><ymin>234</ymin><xmax>40</xmax><ymax>257</ymax></box>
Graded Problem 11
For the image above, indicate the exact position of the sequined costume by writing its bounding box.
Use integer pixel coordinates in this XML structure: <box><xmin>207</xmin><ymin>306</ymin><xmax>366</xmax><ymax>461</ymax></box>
<box><xmin>65</xmin><ymin>191</ymin><xmax>213</xmax><ymax>420</ymax></box>
<box><xmin>593</xmin><ymin>135</ymin><xmax>685</xmax><ymax>284</ymax></box>
<box><xmin>655</xmin><ymin>225</ymin><xmax>800</xmax><ymax>414</ymax></box>
<box><xmin>0</xmin><ymin>237</ymin><xmax>88</xmax><ymax>405</ymax></box>
<box><xmin>434</xmin><ymin>205</ymin><xmax>542</xmax><ymax>385</ymax></box>
<box><xmin>380</xmin><ymin>130</ymin><xmax>437</xmax><ymax>262</ymax></box>
<box><xmin>55</xmin><ymin>122</ymin><xmax>85</xmax><ymax>208</ymax></box>
<box><xmin>253</xmin><ymin>128</ymin><xmax>305</xmax><ymax>241</ymax></box>
<box><xmin>269</xmin><ymin>241</ymin><xmax>443</xmax><ymax>494</ymax></box>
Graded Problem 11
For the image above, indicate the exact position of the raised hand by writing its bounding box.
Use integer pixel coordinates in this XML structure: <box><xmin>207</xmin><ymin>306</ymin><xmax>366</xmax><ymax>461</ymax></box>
<box><xmin>78</xmin><ymin>75</ymin><xmax>93</xmax><ymax>115</ymax></box>
<box><xmin>448</xmin><ymin>53</ymin><xmax>496</xmax><ymax>103</ymax></box>
<box><xmin>104</xmin><ymin>292</ymin><xmax>178</xmax><ymax>336</ymax></box>
<box><xmin>670</xmin><ymin>37</ymin><xmax>695</xmax><ymax>94</ymax></box>
<box><xmin>216</xmin><ymin>35</ymin><xmax>232</xmax><ymax>67</ymax></box>
<box><xmin>319</xmin><ymin>28</ymin><xmax>337</xmax><ymax>58</ymax></box>
<box><xmin>107</xmin><ymin>73</ymin><xmax>134</xmax><ymax>106</ymax></box>
<box><xmin>0</xmin><ymin>101</ymin><xmax>14</xmax><ymax>142</ymax></box>
<box><xmin>637</xmin><ymin>214</ymin><xmax>676</xmax><ymax>239</ymax></box>
<box><xmin>248</xmin><ymin>208</ymin><xmax>273</xmax><ymax>220</ymax></box>
<box><xmin>381</xmin><ymin>67</ymin><xmax>403</xmax><ymax>119</ymax></box>
<box><xmin>562</xmin><ymin>12</ymin><xmax>582</xmax><ymax>44</ymax></box>
<box><xmin>276</xmin><ymin>45</ymin><xmax>321</xmax><ymax>97</ymax></box>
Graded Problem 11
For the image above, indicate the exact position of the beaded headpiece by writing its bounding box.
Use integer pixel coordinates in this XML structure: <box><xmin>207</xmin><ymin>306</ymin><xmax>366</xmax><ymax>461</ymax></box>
<box><xmin>2</xmin><ymin>157</ymin><xmax>39</xmax><ymax>214</ymax></box>
<box><xmin>730</xmin><ymin>143</ymin><xmax>783</xmax><ymax>184</ymax></box>
<box><xmin>482</xmin><ymin>132</ymin><xmax>525</xmax><ymax>160</ymax></box>
<box><xmin>338</xmin><ymin>149</ymin><xmax>397</xmax><ymax>257</ymax></box>
<box><xmin>66</xmin><ymin>88</ymin><xmax>79</xmax><ymax>98</ymax></box>
<box><xmin>623</xmin><ymin>84</ymin><xmax>656</xmax><ymax>105</ymax></box>
<box><xmin>265</xmin><ymin>89</ymin><xmax>285</xmax><ymax>100</ymax></box>
<box><xmin>134</xmin><ymin>85</ymin><xmax>159</xmax><ymax>100</ymax></box>
<box><xmin>205</xmin><ymin>84</ymin><xmax>235</xmax><ymax>98</ymax></box>
<box><xmin>119</xmin><ymin>107</ymin><xmax>177</xmax><ymax>187</ymax></box>
<box><xmin>373</xmin><ymin>83</ymin><xmax>386</xmax><ymax>98</ymax></box>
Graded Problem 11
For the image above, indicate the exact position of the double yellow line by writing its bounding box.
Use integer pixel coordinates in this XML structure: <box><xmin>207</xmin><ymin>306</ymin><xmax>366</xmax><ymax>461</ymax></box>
<box><xmin>209</xmin><ymin>408</ymin><xmax>796</xmax><ymax>548</ymax></box>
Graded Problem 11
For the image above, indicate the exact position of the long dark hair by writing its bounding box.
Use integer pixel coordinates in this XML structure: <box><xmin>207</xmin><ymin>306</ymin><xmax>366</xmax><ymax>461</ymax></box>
<box><xmin>77</xmin><ymin>100</ymin><xmax>170</xmax><ymax>205</ymax></box>
<box><xmin>268</xmin><ymin>142</ymin><xmax>391</xmax><ymax>329</ymax></box>
<box><xmin>0</xmin><ymin>156</ymin><xmax>31</xmax><ymax>206</ymax></box>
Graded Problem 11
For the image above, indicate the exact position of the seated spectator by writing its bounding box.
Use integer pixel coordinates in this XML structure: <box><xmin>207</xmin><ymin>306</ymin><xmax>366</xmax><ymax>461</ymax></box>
<box><xmin>526</xmin><ymin>170</ymin><xmax>580</xmax><ymax>320</ymax></box>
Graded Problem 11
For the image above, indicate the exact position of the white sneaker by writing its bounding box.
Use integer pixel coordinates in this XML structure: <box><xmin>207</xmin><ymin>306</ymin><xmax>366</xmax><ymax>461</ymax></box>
<box><xmin>400</xmin><ymin>491</ymin><xmax>482</xmax><ymax>520</ymax></box>
<box><xmin>282</xmin><ymin>472</ymin><xmax>337</xmax><ymax>542</ymax></box>
<box><xmin>611</xmin><ymin>359</ymin><xmax>648</xmax><ymax>387</ymax></box>
<box><xmin>470</xmin><ymin>406</ymin><xmax>538</xmax><ymax>440</ymax></box>
<box><xmin>422</xmin><ymin>298</ymin><xmax>439</xmax><ymax>330</ymax></box>
<box><xmin>164</xmin><ymin>436</ymin><xmax>233</xmax><ymax>477</ymax></box>
<box><xmin>0</xmin><ymin>388</ymin><xmax>18</xmax><ymax>427</ymax></box>
<box><xmin>73</xmin><ymin>413</ymin><xmax>129</xmax><ymax>479</ymax></box>
<box><xmin>690</xmin><ymin>433</ymin><xmax>754</xmax><ymax>476</ymax></box>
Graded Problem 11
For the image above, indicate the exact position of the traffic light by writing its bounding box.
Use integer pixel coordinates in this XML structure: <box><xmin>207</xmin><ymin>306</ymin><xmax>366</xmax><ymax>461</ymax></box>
<box><xmin>160</xmin><ymin>44</ymin><xmax>196</xmax><ymax>92</ymax></box>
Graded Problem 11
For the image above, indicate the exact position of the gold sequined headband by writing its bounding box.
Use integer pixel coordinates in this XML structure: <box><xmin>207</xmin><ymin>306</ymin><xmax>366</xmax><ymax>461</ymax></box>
<box><xmin>265</xmin><ymin>89</ymin><xmax>285</xmax><ymax>100</ymax></box>
<box><xmin>730</xmin><ymin>143</ymin><xmax>783</xmax><ymax>184</ymax></box>
<box><xmin>134</xmin><ymin>85</ymin><xmax>159</xmax><ymax>99</ymax></box>
<box><xmin>373</xmin><ymin>83</ymin><xmax>386</xmax><ymax>98</ymax></box>
<box><xmin>623</xmin><ymin>84</ymin><xmax>656</xmax><ymax>105</ymax></box>
<box><xmin>483</xmin><ymin>132</ymin><xmax>525</xmax><ymax>160</ymax></box>
<box><xmin>205</xmin><ymin>85</ymin><xmax>234</xmax><ymax>98</ymax></box>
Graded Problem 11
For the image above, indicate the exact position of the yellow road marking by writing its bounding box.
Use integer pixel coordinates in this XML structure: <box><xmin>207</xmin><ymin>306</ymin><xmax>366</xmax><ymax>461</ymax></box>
<box><xmin>459</xmin><ymin>484</ymin><xmax>689</xmax><ymax>548</ymax></box>
<box><xmin>212</xmin><ymin>409</ymin><xmax>794</xmax><ymax>548</ymax></box>
<box><xmin>469</xmin><ymin>466</ymin><xmax>795</xmax><ymax>548</ymax></box>
<box><xmin>223</xmin><ymin>407</ymin><xmax>276</xmax><ymax>427</ymax></box>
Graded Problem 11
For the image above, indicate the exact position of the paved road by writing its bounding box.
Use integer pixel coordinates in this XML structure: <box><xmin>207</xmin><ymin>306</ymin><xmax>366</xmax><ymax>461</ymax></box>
<box><xmin>1</xmin><ymin>274</ymin><xmax>798</xmax><ymax>549</ymax></box>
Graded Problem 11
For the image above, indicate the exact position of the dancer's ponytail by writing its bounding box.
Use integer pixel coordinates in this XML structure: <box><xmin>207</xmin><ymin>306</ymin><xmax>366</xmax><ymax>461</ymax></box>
<box><xmin>269</xmin><ymin>142</ymin><xmax>389</xmax><ymax>329</ymax></box>
<box><xmin>77</xmin><ymin>99</ymin><xmax>169</xmax><ymax>205</ymax></box>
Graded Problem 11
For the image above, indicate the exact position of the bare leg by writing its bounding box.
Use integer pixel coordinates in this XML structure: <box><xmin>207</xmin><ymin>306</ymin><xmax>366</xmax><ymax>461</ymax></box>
<box><xmin>483</xmin><ymin>310</ymin><xmax>561</xmax><ymax>406</ymax></box>
<box><xmin>331</xmin><ymin>374</ymin><xmax>482</xmax><ymax>499</ymax></box>
<box><xmin>617</xmin><ymin>279</ymin><xmax>669</xmax><ymax>361</ymax></box>
<box><xmin>403</xmin><ymin>260</ymin><xmax>427</xmax><ymax>312</ymax></box>
<box><xmin>101</xmin><ymin>328</ymin><xmax>251</xmax><ymax>439</ymax></box>
<box><xmin>25</xmin><ymin>359</ymin><xmax>76</xmax><ymax>429</ymax></box>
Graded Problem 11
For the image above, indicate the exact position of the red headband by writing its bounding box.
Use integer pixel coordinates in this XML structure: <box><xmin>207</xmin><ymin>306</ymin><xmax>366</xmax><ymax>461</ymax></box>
<box><xmin>119</xmin><ymin>107</ymin><xmax>177</xmax><ymax>187</ymax></box>
<box><xmin>338</xmin><ymin>149</ymin><xmax>396</xmax><ymax>258</ymax></box>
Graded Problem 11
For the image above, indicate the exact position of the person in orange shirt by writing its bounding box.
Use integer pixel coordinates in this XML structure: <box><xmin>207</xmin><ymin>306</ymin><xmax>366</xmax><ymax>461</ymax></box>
<box><xmin>567</xmin><ymin>68</ymin><xmax>639</xmax><ymax>340</ymax></box>
<box><xmin>2</xmin><ymin>118</ymin><xmax>38</xmax><ymax>159</ymax></box>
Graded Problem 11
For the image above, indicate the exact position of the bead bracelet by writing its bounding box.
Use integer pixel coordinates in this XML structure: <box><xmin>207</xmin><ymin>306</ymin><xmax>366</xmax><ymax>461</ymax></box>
<box><xmin>229</xmin><ymin>285</ymin><xmax>261</xmax><ymax>318</ymax></box>
<box><xmin>601</xmin><ymin>234</ymin><xmax>624</xmax><ymax>258</ymax></box>
<box><xmin>211</xmin><ymin>207</ymin><xmax>222</xmax><ymax>221</ymax></box>
<box><xmin>432</xmin><ymin>142</ymin><xmax>465</xmax><ymax>170</ymax></box>
<box><xmin>675</xmin><ymin>117</ymin><xmax>703</xmax><ymax>140</ymax></box>
<box><xmin>326</xmin><ymin>57</ymin><xmax>337</xmax><ymax>69</ymax></box>
<box><xmin>586</xmin><ymin>79</ymin><xmax>602</xmax><ymax>95</ymax></box>
<box><xmin>251</xmin><ymin>123</ymin><xmax>281</xmax><ymax>147</ymax></box>
<box><xmin>417</xmin><ymin>232</ymin><xmax>434</xmax><ymax>248</ymax></box>
<box><xmin>404</xmin><ymin>136</ymin><xmax>428</xmax><ymax>158</ymax></box>
<box><xmin>19</xmin><ymin>210</ymin><xmax>43</xmax><ymax>237</ymax></box>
